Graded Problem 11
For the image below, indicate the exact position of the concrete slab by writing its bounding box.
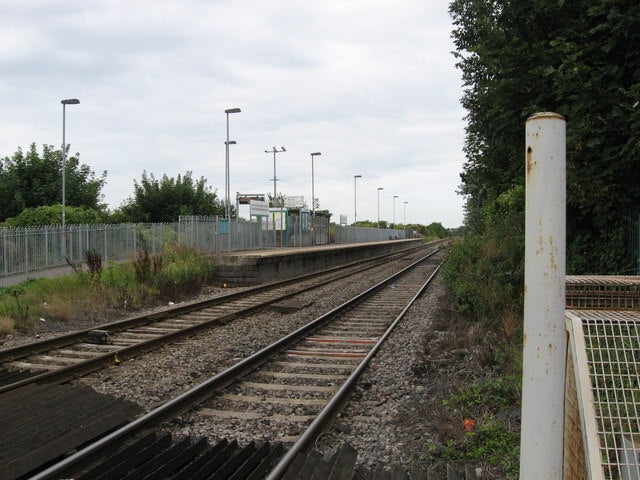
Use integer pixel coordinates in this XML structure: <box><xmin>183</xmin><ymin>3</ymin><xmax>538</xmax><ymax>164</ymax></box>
<box><xmin>273</xmin><ymin>300</ymin><xmax>312</xmax><ymax>313</ymax></box>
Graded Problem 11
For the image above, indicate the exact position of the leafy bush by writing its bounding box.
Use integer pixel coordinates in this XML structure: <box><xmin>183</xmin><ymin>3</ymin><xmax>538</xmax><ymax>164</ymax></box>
<box><xmin>440</xmin><ymin>186</ymin><xmax>524</xmax><ymax>477</ymax></box>
<box><xmin>1</xmin><ymin>204</ymin><xmax>107</xmax><ymax>227</ymax></box>
<box><xmin>152</xmin><ymin>245</ymin><xmax>215</xmax><ymax>298</ymax></box>
<box><xmin>443</xmin><ymin>186</ymin><xmax>524</xmax><ymax>333</ymax></box>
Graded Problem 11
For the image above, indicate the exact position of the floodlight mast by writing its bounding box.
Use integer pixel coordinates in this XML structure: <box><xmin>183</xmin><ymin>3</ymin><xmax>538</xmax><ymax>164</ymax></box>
<box><xmin>265</xmin><ymin>146</ymin><xmax>286</xmax><ymax>204</ymax></box>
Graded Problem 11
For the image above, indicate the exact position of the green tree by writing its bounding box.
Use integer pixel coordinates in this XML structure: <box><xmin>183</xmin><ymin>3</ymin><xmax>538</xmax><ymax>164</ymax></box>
<box><xmin>449</xmin><ymin>0</ymin><xmax>640</xmax><ymax>274</ymax></box>
<box><xmin>420</xmin><ymin>222</ymin><xmax>448</xmax><ymax>238</ymax></box>
<box><xmin>116</xmin><ymin>171</ymin><xmax>224</xmax><ymax>222</ymax></box>
<box><xmin>0</xmin><ymin>143</ymin><xmax>106</xmax><ymax>222</ymax></box>
<box><xmin>1</xmin><ymin>205</ymin><xmax>107</xmax><ymax>227</ymax></box>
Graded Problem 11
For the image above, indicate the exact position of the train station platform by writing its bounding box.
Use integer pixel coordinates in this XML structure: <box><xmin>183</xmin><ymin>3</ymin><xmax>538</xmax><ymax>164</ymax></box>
<box><xmin>211</xmin><ymin>238</ymin><xmax>425</xmax><ymax>286</ymax></box>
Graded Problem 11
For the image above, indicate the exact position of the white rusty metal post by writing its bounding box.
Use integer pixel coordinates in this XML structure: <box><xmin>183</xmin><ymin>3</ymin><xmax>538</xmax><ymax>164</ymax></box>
<box><xmin>520</xmin><ymin>112</ymin><xmax>566</xmax><ymax>479</ymax></box>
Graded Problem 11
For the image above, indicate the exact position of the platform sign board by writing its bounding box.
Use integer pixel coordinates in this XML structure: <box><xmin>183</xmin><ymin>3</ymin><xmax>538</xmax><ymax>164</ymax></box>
<box><xmin>340</xmin><ymin>214</ymin><xmax>347</xmax><ymax>226</ymax></box>
<box><xmin>250</xmin><ymin>199</ymin><xmax>269</xmax><ymax>217</ymax></box>
<box><xmin>285</xmin><ymin>195</ymin><xmax>305</xmax><ymax>208</ymax></box>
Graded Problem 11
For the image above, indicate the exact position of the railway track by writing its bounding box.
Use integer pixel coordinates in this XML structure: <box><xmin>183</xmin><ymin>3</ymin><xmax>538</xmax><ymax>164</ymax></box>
<box><xmin>0</xmin><ymin>242</ymin><xmax>443</xmax><ymax>394</ymax></box>
<box><xmin>29</xmin><ymin>247</ymin><xmax>445</xmax><ymax>480</ymax></box>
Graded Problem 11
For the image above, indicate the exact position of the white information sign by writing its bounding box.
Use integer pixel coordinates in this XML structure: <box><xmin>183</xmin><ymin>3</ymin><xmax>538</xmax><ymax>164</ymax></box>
<box><xmin>250</xmin><ymin>199</ymin><xmax>269</xmax><ymax>217</ymax></box>
<box><xmin>285</xmin><ymin>195</ymin><xmax>305</xmax><ymax>208</ymax></box>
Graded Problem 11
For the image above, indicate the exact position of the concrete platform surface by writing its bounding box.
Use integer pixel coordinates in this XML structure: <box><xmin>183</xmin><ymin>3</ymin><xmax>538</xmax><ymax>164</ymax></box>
<box><xmin>212</xmin><ymin>239</ymin><xmax>424</xmax><ymax>286</ymax></box>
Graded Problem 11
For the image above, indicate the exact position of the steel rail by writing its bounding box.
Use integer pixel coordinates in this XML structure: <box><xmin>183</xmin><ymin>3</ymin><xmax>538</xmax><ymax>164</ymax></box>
<box><xmin>265</xmin><ymin>257</ymin><xmax>444</xmax><ymax>479</ymax></box>
<box><xmin>1</xmin><ymin>244</ymin><xmax>436</xmax><ymax>394</ymax></box>
<box><xmin>1</xmin><ymin>242</ymin><xmax>431</xmax><ymax>363</ymax></box>
<box><xmin>29</xmin><ymin>248</ymin><xmax>441</xmax><ymax>480</ymax></box>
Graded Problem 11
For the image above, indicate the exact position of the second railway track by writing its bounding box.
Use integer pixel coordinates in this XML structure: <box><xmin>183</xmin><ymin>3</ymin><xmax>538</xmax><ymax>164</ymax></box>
<box><xmin>27</xmin><ymin>246</ymin><xmax>446</xmax><ymax>480</ymax></box>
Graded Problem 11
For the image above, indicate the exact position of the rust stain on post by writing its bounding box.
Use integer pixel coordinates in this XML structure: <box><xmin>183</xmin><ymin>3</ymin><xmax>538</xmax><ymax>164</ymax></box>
<box><xmin>527</xmin><ymin>146</ymin><xmax>534</xmax><ymax>175</ymax></box>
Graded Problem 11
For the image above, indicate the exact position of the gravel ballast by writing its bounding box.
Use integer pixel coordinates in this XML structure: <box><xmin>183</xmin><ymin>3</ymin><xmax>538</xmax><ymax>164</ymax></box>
<box><xmin>4</xmin><ymin>248</ymin><xmax>500</xmax><ymax>475</ymax></box>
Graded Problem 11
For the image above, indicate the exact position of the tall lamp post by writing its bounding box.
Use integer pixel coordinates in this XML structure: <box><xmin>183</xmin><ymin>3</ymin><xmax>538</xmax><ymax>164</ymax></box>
<box><xmin>353</xmin><ymin>175</ymin><xmax>362</xmax><ymax>226</ymax></box>
<box><xmin>310</xmin><ymin>152</ymin><xmax>321</xmax><ymax>244</ymax></box>
<box><xmin>224</xmin><ymin>140</ymin><xmax>236</xmax><ymax>253</ymax></box>
<box><xmin>225</xmin><ymin>140</ymin><xmax>236</xmax><ymax>216</ymax></box>
<box><xmin>265</xmin><ymin>146</ymin><xmax>286</xmax><ymax>204</ymax></box>
<box><xmin>61</xmin><ymin>98</ymin><xmax>79</xmax><ymax>258</ymax></box>
<box><xmin>404</xmin><ymin>201</ymin><xmax>408</xmax><ymax>237</ymax></box>
<box><xmin>224</xmin><ymin>108</ymin><xmax>241</xmax><ymax>220</ymax></box>
<box><xmin>377</xmin><ymin>187</ymin><xmax>383</xmax><ymax>229</ymax></box>
<box><xmin>393</xmin><ymin>195</ymin><xmax>398</xmax><ymax>229</ymax></box>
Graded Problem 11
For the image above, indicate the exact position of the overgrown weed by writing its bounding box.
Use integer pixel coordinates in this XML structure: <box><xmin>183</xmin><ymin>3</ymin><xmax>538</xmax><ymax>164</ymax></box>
<box><xmin>437</xmin><ymin>186</ymin><xmax>524</xmax><ymax>477</ymax></box>
<box><xmin>0</xmin><ymin>314</ymin><xmax>16</xmax><ymax>336</ymax></box>
<box><xmin>0</xmin><ymin>244</ymin><xmax>215</xmax><ymax>326</ymax></box>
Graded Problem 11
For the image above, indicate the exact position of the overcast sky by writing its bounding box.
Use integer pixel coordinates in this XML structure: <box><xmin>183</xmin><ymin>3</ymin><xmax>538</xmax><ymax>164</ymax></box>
<box><xmin>0</xmin><ymin>0</ymin><xmax>466</xmax><ymax>228</ymax></box>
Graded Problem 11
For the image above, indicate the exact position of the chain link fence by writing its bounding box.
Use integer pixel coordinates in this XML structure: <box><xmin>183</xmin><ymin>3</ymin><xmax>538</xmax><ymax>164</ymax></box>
<box><xmin>2</xmin><ymin>215</ymin><xmax>400</xmax><ymax>287</ymax></box>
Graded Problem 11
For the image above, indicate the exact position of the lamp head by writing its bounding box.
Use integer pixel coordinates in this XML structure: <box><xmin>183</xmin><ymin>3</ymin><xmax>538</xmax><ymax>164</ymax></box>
<box><xmin>225</xmin><ymin>108</ymin><xmax>241</xmax><ymax>114</ymax></box>
<box><xmin>61</xmin><ymin>99</ymin><xmax>80</xmax><ymax>105</ymax></box>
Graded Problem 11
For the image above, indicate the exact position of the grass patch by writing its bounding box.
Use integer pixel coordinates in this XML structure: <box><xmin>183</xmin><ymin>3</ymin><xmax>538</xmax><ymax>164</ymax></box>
<box><xmin>426</xmin><ymin>375</ymin><xmax>521</xmax><ymax>479</ymax></box>
<box><xmin>0</xmin><ymin>244</ymin><xmax>215</xmax><ymax>330</ymax></box>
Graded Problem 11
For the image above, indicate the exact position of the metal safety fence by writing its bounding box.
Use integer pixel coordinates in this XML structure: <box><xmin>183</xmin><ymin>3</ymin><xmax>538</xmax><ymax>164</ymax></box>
<box><xmin>0</xmin><ymin>215</ymin><xmax>344</xmax><ymax>287</ymax></box>
<box><xmin>0</xmin><ymin>223</ymin><xmax>178</xmax><ymax>287</ymax></box>
<box><xmin>625</xmin><ymin>212</ymin><xmax>640</xmax><ymax>275</ymax></box>
<box><xmin>334</xmin><ymin>225</ymin><xmax>406</xmax><ymax>243</ymax></box>
<box><xmin>565</xmin><ymin>309</ymin><xmax>640</xmax><ymax>480</ymax></box>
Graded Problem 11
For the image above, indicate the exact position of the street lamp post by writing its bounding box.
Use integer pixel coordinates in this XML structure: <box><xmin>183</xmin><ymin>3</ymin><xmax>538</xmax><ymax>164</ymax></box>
<box><xmin>224</xmin><ymin>140</ymin><xmax>236</xmax><ymax>253</ymax></box>
<box><xmin>377</xmin><ymin>187</ymin><xmax>383</xmax><ymax>229</ymax></box>
<box><xmin>310</xmin><ymin>152</ymin><xmax>321</xmax><ymax>244</ymax></box>
<box><xmin>224</xmin><ymin>108</ymin><xmax>241</xmax><ymax>221</ymax></box>
<box><xmin>61</xmin><ymin>98</ymin><xmax>79</xmax><ymax>258</ymax></box>
<box><xmin>353</xmin><ymin>175</ymin><xmax>362</xmax><ymax>226</ymax></box>
<box><xmin>393</xmin><ymin>195</ymin><xmax>398</xmax><ymax>229</ymax></box>
<box><xmin>265</xmin><ymin>146</ymin><xmax>286</xmax><ymax>204</ymax></box>
<box><xmin>225</xmin><ymin>140</ymin><xmax>236</xmax><ymax>215</ymax></box>
<box><xmin>404</xmin><ymin>201</ymin><xmax>408</xmax><ymax>237</ymax></box>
